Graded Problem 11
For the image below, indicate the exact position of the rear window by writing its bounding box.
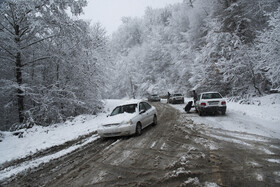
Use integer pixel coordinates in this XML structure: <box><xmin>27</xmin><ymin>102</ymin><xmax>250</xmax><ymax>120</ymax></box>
<box><xmin>202</xmin><ymin>93</ymin><xmax>222</xmax><ymax>99</ymax></box>
<box><xmin>174</xmin><ymin>94</ymin><xmax>182</xmax><ymax>96</ymax></box>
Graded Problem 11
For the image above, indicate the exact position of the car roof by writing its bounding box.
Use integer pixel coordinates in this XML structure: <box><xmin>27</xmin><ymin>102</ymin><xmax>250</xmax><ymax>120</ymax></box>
<box><xmin>119</xmin><ymin>99</ymin><xmax>142</xmax><ymax>106</ymax></box>
<box><xmin>200</xmin><ymin>92</ymin><xmax>221</xmax><ymax>94</ymax></box>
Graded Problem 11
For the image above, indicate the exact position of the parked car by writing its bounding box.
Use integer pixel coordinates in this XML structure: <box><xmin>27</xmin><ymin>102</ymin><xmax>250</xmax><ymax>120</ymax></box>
<box><xmin>97</xmin><ymin>100</ymin><xmax>157</xmax><ymax>138</ymax></box>
<box><xmin>148</xmin><ymin>94</ymin><xmax>161</xmax><ymax>102</ymax></box>
<box><xmin>195</xmin><ymin>92</ymin><xmax>226</xmax><ymax>116</ymax></box>
<box><xmin>168</xmin><ymin>93</ymin><xmax>184</xmax><ymax>104</ymax></box>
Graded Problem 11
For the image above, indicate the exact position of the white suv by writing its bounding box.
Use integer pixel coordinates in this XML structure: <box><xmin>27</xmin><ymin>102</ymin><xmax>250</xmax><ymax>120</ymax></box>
<box><xmin>168</xmin><ymin>93</ymin><xmax>184</xmax><ymax>104</ymax></box>
<box><xmin>195</xmin><ymin>92</ymin><xmax>226</xmax><ymax>116</ymax></box>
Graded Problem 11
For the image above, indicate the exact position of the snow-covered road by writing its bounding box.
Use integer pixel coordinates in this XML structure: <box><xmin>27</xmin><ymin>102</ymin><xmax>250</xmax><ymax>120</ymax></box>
<box><xmin>0</xmin><ymin>94</ymin><xmax>280</xmax><ymax>185</ymax></box>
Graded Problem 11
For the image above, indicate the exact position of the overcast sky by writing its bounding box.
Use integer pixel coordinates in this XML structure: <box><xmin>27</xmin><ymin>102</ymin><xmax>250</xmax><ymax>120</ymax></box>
<box><xmin>80</xmin><ymin>0</ymin><xmax>183</xmax><ymax>35</ymax></box>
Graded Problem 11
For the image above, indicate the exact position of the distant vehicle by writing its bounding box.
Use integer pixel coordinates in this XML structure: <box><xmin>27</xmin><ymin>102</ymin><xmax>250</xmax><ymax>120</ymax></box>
<box><xmin>97</xmin><ymin>100</ymin><xmax>157</xmax><ymax>138</ymax></box>
<box><xmin>195</xmin><ymin>92</ymin><xmax>226</xmax><ymax>116</ymax></box>
<box><xmin>148</xmin><ymin>94</ymin><xmax>161</xmax><ymax>102</ymax></box>
<box><xmin>168</xmin><ymin>93</ymin><xmax>184</xmax><ymax>104</ymax></box>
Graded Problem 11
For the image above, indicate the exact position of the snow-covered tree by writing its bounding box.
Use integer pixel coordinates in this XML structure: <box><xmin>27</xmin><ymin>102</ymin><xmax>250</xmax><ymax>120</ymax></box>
<box><xmin>0</xmin><ymin>0</ymin><xmax>108</xmax><ymax>130</ymax></box>
<box><xmin>253</xmin><ymin>7</ymin><xmax>280</xmax><ymax>92</ymax></box>
<box><xmin>107</xmin><ymin>0</ymin><xmax>279</xmax><ymax>99</ymax></box>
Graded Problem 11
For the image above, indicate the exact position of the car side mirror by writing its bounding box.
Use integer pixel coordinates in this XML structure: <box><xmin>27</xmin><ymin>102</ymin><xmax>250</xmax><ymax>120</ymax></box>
<box><xmin>139</xmin><ymin>109</ymin><xmax>146</xmax><ymax>114</ymax></box>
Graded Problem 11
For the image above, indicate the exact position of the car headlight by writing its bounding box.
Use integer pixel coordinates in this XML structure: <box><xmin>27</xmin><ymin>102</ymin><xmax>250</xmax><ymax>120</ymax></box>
<box><xmin>122</xmin><ymin>119</ymin><xmax>133</xmax><ymax>125</ymax></box>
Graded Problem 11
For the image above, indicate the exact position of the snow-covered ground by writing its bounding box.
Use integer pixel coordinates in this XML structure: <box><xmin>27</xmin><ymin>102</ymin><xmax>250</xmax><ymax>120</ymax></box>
<box><xmin>171</xmin><ymin>93</ymin><xmax>280</xmax><ymax>139</ymax></box>
<box><xmin>0</xmin><ymin>99</ymin><xmax>137</xmax><ymax>180</ymax></box>
<box><xmin>1</xmin><ymin>94</ymin><xmax>280</xmax><ymax>181</ymax></box>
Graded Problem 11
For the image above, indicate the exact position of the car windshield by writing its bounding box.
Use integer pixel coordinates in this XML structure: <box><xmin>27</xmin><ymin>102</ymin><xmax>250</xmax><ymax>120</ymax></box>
<box><xmin>202</xmin><ymin>93</ymin><xmax>222</xmax><ymax>99</ymax></box>
<box><xmin>151</xmin><ymin>94</ymin><xmax>158</xmax><ymax>97</ymax></box>
<box><xmin>174</xmin><ymin>94</ymin><xmax>182</xmax><ymax>96</ymax></box>
<box><xmin>110</xmin><ymin>104</ymin><xmax>137</xmax><ymax>116</ymax></box>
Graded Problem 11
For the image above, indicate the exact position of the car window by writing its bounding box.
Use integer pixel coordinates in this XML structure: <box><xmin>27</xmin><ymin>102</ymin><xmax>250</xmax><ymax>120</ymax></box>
<box><xmin>143</xmin><ymin>102</ymin><xmax>151</xmax><ymax>110</ymax></box>
<box><xmin>123</xmin><ymin>104</ymin><xmax>137</xmax><ymax>113</ymax></box>
<box><xmin>110</xmin><ymin>106</ymin><xmax>122</xmax><ymax>116</ymax></box>
<box><xmin>110</xmin><ymin>104</ymin><xmax>137</xmax><ymax>116</ymax></box>
<box><xmin>139</xmin><ymin>102</ymin><xmax>146</xmax><ymax>112</ymax></box>
<box><xmin>202</xmin><ymin>93</ymin><xmax>222</xmax><ymax>99</ymax></box>
<box><xmin>174</xmin><ymin>94</ymin><xmax>182</xmax><ymax>96</ymax></box>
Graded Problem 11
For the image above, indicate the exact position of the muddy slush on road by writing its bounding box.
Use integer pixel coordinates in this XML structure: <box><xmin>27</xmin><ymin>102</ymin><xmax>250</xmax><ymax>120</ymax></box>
<box><xmin>2</xmin><ymin>102</ymin><xmax>280</xmax><ymax>186</ymax></box>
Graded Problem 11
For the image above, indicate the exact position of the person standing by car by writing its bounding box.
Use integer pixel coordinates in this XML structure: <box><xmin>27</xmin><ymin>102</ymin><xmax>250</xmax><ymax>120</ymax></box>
<box><xmin>167</xmin><ymin>92</ymin><xmax>171</xmax><ymax>103</ymax></box>
<box><xmin>193</xmin><ymin>90</ymin><xmax>197</xmax><ymax>104</ymax></box>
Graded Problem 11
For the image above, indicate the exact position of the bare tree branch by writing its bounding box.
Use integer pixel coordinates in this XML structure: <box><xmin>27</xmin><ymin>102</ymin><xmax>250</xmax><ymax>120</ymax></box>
<box><xmin>22</xmin><ymin>56</ymin><xmax>52</xmax><ymax>67</ymax></box>
<box><xmin>19</xmin><ymin>26</ymin><xmax>29</xmax><ymax>38</ymax></box>
<box><xmin>21</xmin><ymin>35</ymin><xmax>56</xmax><ymax>50</ymax></box>
<box><xmin>8</xmin><ymin>2</ymin><xmax>16</xmax><ymax>27</ymax></box>
<box><xmin>0</xmin><ymin>22</ymin><xmax>14</xmax><ymax>36</ymax></box>
<box><xmin>0</xmin><ymin>44</ymin><xmax>16</xmax><ymax>58</ymax></box>
<box><xmin>0</xmin><ymin>56</ymin><xmax>16</xmax><ymax>63</ymax></box>
<box><xmin>3</xmin><ymin>14</ymin><xmax>14</xmax><ymax>28</ymax></box>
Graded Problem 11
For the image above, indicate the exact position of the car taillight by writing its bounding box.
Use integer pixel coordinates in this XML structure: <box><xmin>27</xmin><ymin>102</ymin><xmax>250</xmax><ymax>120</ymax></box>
<box><xmin>221</xmin><ymin>101</ymin><xmax>226</xmax><ymax>105</ymax></box>
<box><xmin>201</xmin><ymin>102</ymin><xmax>206</xmax><ymax>106</ymax></box>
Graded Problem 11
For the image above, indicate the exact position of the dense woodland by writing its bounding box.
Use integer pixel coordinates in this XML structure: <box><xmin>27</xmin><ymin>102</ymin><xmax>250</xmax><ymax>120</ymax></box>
<box><xmin>0</xmin><ymin>0</ymin><xmax>279</xmax><ymax>130</ymax></box>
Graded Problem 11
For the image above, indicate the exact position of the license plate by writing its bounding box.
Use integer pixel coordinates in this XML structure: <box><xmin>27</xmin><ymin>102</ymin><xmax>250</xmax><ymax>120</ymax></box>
<box><xmin>208</xmin><ymin>101</ymin><xmax>219</xmax><ymax>105</ymax></box>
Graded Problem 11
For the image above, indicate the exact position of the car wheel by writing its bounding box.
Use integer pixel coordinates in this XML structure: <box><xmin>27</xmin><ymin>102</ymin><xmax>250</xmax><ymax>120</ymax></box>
<box><xmin>222</xmin><ymin>111</ymin><xmax>226</xmax><ymax>115</ymax></box>
<box><xmin>153</xmin><ymin>115</ymin><xmax>157</xmax><ymax>126</ymax></box>
<box><xmin>198</xmin><ymin>110</ymin><xmax>203</xmax><ymax>116</ymax></box>
<box><xmin>135</xmin><ymin>122</ymin><xmax>142</xmax><ymax>136</ymax></box>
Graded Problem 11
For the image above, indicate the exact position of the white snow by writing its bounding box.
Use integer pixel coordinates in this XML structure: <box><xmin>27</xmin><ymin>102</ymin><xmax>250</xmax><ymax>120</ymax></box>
<box><xmin>204</xmin><ymin>182</ymin><xmax>220</xmax><ymax>187</ymax></box>
<box><xmin>255</xmin><ymin>173</ymin><xmax>264</xmax><ymax>181</ymax></box>
<box><xmin>1</xmin><ymin>94</ymin><xmax>280</xmax><ymax>181</ymax></box>
<box><xmin>267</xmin><ymin>159</ymin><xmax>280</xmax><ymax>164</ymax></box>
<box><xmin>0</xmin><ymin>99</ymin><xmax>133</xmax><ymax>180</ymax></box>
<box><xmin>171</xmin><ymin>94</ymin><xmax>280</xmax><ymax>140</ymax></box>
<box><xmin>183</xmin><ymin>177</ymin><xmax>200</xmax><ymax>185</ymax></box>
<box><xmin>150</xmin><ymin>141</ymin><xmax>157</xmax><ymax>148</ymax></box>
<box><xmin>0</xmin><ymin>115</ymin><xmax>102</xmax><ymax>165</ymax></box>
<box><xmin>160</xmin><ymin>142</ymin><xmax>167</xmax><ymax>150</ymax></box>
<box><xmin>0</xmin><ymin>135</ymin><xmax>99</xmax><ymax>181</ymax></box>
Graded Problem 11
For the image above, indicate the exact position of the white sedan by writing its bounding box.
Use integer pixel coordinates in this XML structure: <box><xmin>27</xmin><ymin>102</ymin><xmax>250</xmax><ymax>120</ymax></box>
<box><xmin>97</xmin><ymin>100</ymin><xmax>157</xmax><ymax>138</ymax></box>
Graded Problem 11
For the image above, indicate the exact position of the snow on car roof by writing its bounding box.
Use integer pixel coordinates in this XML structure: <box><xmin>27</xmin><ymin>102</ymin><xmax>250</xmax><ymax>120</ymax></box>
<box><xmin>200</xmin><ymin>91</ymin><xmax>221</xmax><ymax>94</ymax></box>
<box><xmin>119</xmin><ymin>99</ymin><xmax>142</xmax><ymax>105</ymax></box>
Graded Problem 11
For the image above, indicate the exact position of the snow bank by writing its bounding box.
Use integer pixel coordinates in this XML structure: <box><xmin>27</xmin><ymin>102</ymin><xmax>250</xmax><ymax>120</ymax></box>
<box><xmin>174</xmin><ymin>94</ymin><xmax>280</xmax><ymax>139</ymax></box>
<box><xmin>0</xmin><ymin>99</ymin><xmax>132</xmax><ymax>165</ymax></box>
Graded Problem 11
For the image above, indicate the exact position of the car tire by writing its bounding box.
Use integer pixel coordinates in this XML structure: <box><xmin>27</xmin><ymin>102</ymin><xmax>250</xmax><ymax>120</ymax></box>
<box><xmin>222</xmin><ymin>111</ymin><xmax>226</xmax><ymax>115</ymax></box>
<box><xmin>135</xmin><ymin>122</ymin><xmax>142</xmax><ymax>136</ymax></box>
<box><xmin>198</xmin><ymin>110</ymin><xmax>203</xmax><ymax>116</ymax></box>
<box><xmin>153</xmin><ymin>115</ymin><xmax>157</xmax><ymax>126</ymax></box>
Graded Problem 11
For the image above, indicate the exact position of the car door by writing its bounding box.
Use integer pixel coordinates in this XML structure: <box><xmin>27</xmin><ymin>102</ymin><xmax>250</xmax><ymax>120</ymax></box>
<box><xmin>139</xmin><ymin>102</ymin><xmax>149</xmax><ymax>127</ymax></box>
<box><xmin>143</xmin><ymin>102</ymin><xmax>154</xmax><ymax>125</ymax></box>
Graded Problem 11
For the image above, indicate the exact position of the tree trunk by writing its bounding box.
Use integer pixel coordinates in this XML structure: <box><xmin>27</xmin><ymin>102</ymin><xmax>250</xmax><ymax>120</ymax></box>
<box><xmin>16</xmin><ymin>52</ymin><xmax>24</xmax><ymax>123</ymax></box>
<box><xmin>15</xmin><ymin>25</ymin><xmax>24</xmax><ymax>123</ymax></box>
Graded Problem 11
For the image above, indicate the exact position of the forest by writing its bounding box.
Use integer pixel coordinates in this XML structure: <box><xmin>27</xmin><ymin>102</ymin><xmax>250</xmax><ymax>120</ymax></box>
<box><xmin>0</xmin><ymin>0</ymin><xmax>279</xmax><ymax>131</ymax></box>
